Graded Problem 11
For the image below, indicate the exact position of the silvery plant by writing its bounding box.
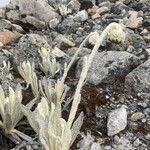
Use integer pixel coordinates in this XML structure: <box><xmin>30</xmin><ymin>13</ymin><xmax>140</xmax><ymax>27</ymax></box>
<box><xmin>58</xmin><ymin>3</ymin><xmax>71</xmax><ymax>16</ymax></box>
<box><xmin>22</xmin><ymin>97</ymin><xmax>84</xmax><ymax>150</ymax></box>
<box><xmin>39</xmin><ymin>48</ymin><xmax>60</xmax><ymax>77</ymax></box>
<box><xmin>0</xmin><ymin>85</ymin><xmax>36</xmax><ymax>140</ymax></box>
<box><xmin>18</xmin><ymin>61</ymin><xmax>39</xmax><ymax>97</ymax></box>
<box><xmin>16</xmin><ymin>22</ymin><xmax>125</xmax><ymax>150</ymax></box>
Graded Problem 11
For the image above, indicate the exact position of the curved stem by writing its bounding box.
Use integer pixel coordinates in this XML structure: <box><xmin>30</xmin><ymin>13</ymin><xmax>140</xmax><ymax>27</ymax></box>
<box><xmin>61</xmin><ymin>33</ymin><xmax>93</xmax><ymax>84</ymax></box>
<box><xmin>67</xmin><ymin>23</ymin><xmax>116</xmax><ymax>128</ymax></box>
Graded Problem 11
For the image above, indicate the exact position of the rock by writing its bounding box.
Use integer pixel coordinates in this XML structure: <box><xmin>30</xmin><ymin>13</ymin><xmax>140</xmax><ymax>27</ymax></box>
<box><xmin>111</xmin><ymin>2</ymin><xmax>129</xmax><ymax>15</ymax></box>
<box><xmin>67</xmin><ymin>47</ymin><xmax>91</xmax><ymax>58</ymax></box>
<box><xmin>107</xmin><ymin>105</ymin><xmax>127</xmax><ymax>136</ymax></box>
<box><xmin>80</xmin><ymin>0</ymin><xmax>94</xmax><ymax>10</ymax></box>
<box><xmin>144</xmin><ymin>108</ymin><xmax>150</xmax><ymax>115</ymax></box>
<box><xmin>126</xmin><ymin>45</ymin><xmax>148</xmax><ymax>62</ymax></box>
<box><xmin>57</xmin><ymin>15</ymin><xmax>79</xmax><ymax>34</ymax></box>
<box><xmin>6</xmin><ymin>10</ymin><xmax>20</xmax><ymax>21</ymax></box>
<box><xmin>0</xmin><ymin>19</ymin><xmax>12</xmax><ymax>31</ymax></box>
<box><xmin>88</xmin><ymin>5</ymin><xmax>99</xmax><ymax>16</ymax></box>
<box><xmin>77</xmin><ymin>132</ymin><xmax>95</xmax><ymax>150</ymax></box>
<box><xmin>0</xmin><ymin>51</ymin><xmax>9</xmax><ymax>66</ymax></box>
<box><xmin>133</xmin><ymin>138</ymin><xmax>141</xmax><ymax>147</ymax></box>
<box><xmin>15</xmin><ymin>34</ymin><xmax>51</xmax><ymax>66</ymax></box>
<box><xmin>22</xmin><ymin>16</ymin><xmax>46</xmax><ymax>30</ymax></box>
<box><xmin>97</xmin><ymin>6</ymin><xmax>110</xmax><ymax>15</ymax></box>
<box><xmin>90</xmin><ymin>143</ymin><xmax>102</xmax><ymax>150</ymax></box>
<box><xmin>11</xmin><ymin>24</ymin><xmax>24</xmax><ymax>33</ymax></box>
<box><xmin>125</xmin><ymin>31</ymin><xmax>148</xmax><ymax>61</ymax></box>
<box><xmin>68</xmin><ymin>0</ymin><xmax>80</xmax><ymax>13</ymax></box>
<box><xmin>88</xmin><ymin>31</ymin><xmax>100</xmax><ymax>45</ymax></box>
<box><xmin>0</xmin><ymin>19</ymin><xmax>24</xmax><ymax>33</ymax></box>
<box><xmin>130</xmin><ymin>32</ymin><xmax>147</xmax><ymax>50</ymax></box>
<box><xmin>140</xmin><ymin>28</ymin><xmax>148</xmax><ymax>35</ymax></box>
<box><xmin>0</xmin><ymin>8</ymin><xmax>5</xmax><ymax>19</ymax></box>
<box><xmin>145</xmin><ymin>134</ymin><xmax>150</xmax><ymax>140</ymax></box>
<box><xmin>97</xmin><ymin>0</ymin><xmax>109</xmax><ymax>5</ymax></box>
<box><xmin>146</xmin><ymin>48</ymin><xmax>150</xmax><ymax>56</ymax></box>
<box><xmin>130</xmin><ymin>112</ymin><xmax>145</xmax><ymax>121</ymax></box>
<box><xmin>143</xmin><ymin>35</ymin><xmax>150</xmax><ymax>43</ymax></box>
<box><xmin>91</xmin><ymin>13</ymin><xmax>100</xmax><ymax>19</ymax></box>
<box><xmin>0</xmin><ymin>42</ymin><xmax>3</xmax><ymax>47</ymax></box>
<box><xmin>49</xmin><ymin>18</ymin><xmax>60</xmax><ymax>29</ymax></box>
<box><xmin>89</xmin><ymin>5</ymin><xmax>110</xmax><ymax>19</ymax></box>
<box><xmin>126</xmin><ymin>11</ymin><xmax>143</xmax><ymax>29</ymax></box>
<box><xmin>0</xmin><ymin>31</ymin><xmax>22</xmax><ymax>45</ymax></box>
<box><xmin>143</xmin><ymin>16</ymin><xmax>150</xmax><ymax>27</ymax></box>
<box><xmin>6</xmin><ymin>0</ymin><xmax>61</xmax><ymax>29</ymax></box>
<box><xmin>74</xmin><ymin>10</ymin><xmax>88</xmax><ymax>22</ymax></box>
<box><xmin>54</xmin><ymin>34</ymin><xmax>75</xmax><ymax>49</ymax></box>
<box><xmin>52</xmin><ymin>47</ymin><xmax>67</xmax><ymax>58</ymax></box>
<box><xmin>125</xmin><ymin>59</ymin><xmax>150</xmax><ymax>99</ymax></box>
<box><xmin>137</xmin><ymin>102</ymin><xmax>148</xmax><ymax>108</ymax></box>
<box><xmin>76</xmin><ymin>51</ymin><xmax>140</xmax><ymax>85</ymax></box>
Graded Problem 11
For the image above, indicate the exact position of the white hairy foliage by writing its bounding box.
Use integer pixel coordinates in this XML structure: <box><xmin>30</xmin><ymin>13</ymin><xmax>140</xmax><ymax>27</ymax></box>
<box><xmin>0</xmin><ymin>85</ymin><xmax>37</xmax><ymax>135</ymax></box>
<box><xmin>107</xmin><ymin>22</ymin><xmax>126</xmax><ymax>43</ymax></box>
<box><xmin>20</xmin><ymin>22</ymin><xmax>125</xmax><ymax>150</ymax></box>
<box><xmin>18</xmin><ymin>61</ymin><xmax>35</xmax><ymax>84</ymax></box>
<box><xmin>39</xmin><ymin>48</ymin><xmax>60</xmax><ymax>77</ymax></box>
<box><xmin>88</xmin><ymin>31</ymin><xmax>100</xmax><ymax>45</ymax></box>
<box><xmin>58</xmin><ymin>4</ymin><xmax>71</xmax><ymax>16</ymax></box>
<box><xmin>22</xmin><ymin>98</ymin><xmax>81</xmax><ymax>150</ymax></box>
<box><xmin>39</xmin><ymin>77</ymin><xmax>69</xmax><ymax>107</ymax></box>
<box><xmin>2</xmin><ymin>61</ymin><xmax>11</xmax><ymax>74</ymax></box>
<box><xmin>18</xmin><ymin>61</ymin><xmax>39</xmax><ymax>97</ymax></box>
<box><xmin>0</xmin><ymin>86</ymin><xmax>22</xmax><ymax>134</ymax></box>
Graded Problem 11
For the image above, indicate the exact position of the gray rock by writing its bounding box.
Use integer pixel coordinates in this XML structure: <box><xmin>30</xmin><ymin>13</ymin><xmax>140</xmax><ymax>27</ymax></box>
<box><xmin>68</xmin><ymin>0</ymin><xmax>80</xmax><ymax>13</ymax></box>
<box><xmin>0</xmin><ymin>19</ymin><xmax>24</xmax><ymax>33</ymax></box>
<box><xmin>97</xmin><ymin>0</ymin><xmax>108</xmax><ymax>5</ymax></box>
<box><xmin>0</xmin><ymin>51</ymin><xmax>9</xmax><ymax>67</ymax></box>
<box><xmin>133</xmin><ymin>138</ymin><xmax>141</xmax><ymax>147</ymax></box>
<box><xmin>57</xmin><ymin>15</ymin><xmax>78</xmax><ymax>34</ymax></box>
<box><xmin>107</xmin><ymin>105</ymin><xmax>127</xmax><ymax>136</ymax></box>
<box><xmin>54</xmin><ymin>34</ymin><xmax>75</xmax><ymax>49</ymax></box>
<box><xmin>49</xmin><ymin>18</ymin><xmax>60</xmax><ymax>29</ymax></box>
<box><xmin>15</xmin><ymin>34</ymin><xmax>51</xmax><ymax>67</ymax></box>
<box><xmin>11</xmin><ymin>24</ymin><xmax>24</xmax><ymax>33</ymax></box>
<box><xmin>80</xmin><ymin>0</ymin><xmax>94</xmax><ymax>10</ymax></box>
<box><xmin>144</xmin><ymin>108</ymin><xmax>150</xmax><ymax>115</ymax></box>
<box><xmin>76</xmin><ymin>51</ymin><xmax>140</xmax><ymax>85</ymax></box>
<box><xmin>22</xmin><ymin>15</ymin><xmax>46</xmax><ymax>30</ymax></box>
<box><xmin>74</xmin><ymin>10</ymin><xmax>88</xmax><ymax>22</ymax></box>
<box><xmin>130</xmin><ymin>112</ymin><xmax>145</xmax><ymax>121</ymax></box>
<box><xmin>6</xmin><ymin>10</ymin><xmax>20</xmax><ymax>21</ymax></box>
<box><xmin>67</xmin><ymin>47</ymin><xmax>91</xmax><ymax>58</ymax></box>
<box><xmin>6</xmin><ymin>0</ymin><xmax>61</xmax><ymax>29</ymax></box>
<box><xmin>0</xmin><ymin>19</ymin><xmax>12</xmax><ymax>31</ymax></box>
<box><xmin>90</xmin><ymin>143</ymin><xmax>102</xmax><ymax>150</ymax></box>
<box><xmin>0</xmin><ymin>8</ymin><xmax>5</xmax><ymax>18</ymax></box>
<box><xmin>125</xmin><ymin>59</ymin><xmax>150</xmax><ymax>99</ymax></box>
<box><xmin>111</xmin><ymin>1</ymin><xmax>129</xmax><ymax>16</ymax></box>
<box><xmin>130</xmin><ymin>33</ymin><xmax>146</xmax><ymax>50</ymax></box>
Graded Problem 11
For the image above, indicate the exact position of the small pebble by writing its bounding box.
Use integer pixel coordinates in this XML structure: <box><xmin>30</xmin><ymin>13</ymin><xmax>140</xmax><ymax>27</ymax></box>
<box><xmin>107</xmin><ymin>105</ymin><xmax>127</xmax><ymax>136</ymax></box>
<box><xmin>133</xmin><ymin>138</ymin><xmax>141</xmax><ymax>147</ymax></box>
<box><xmin>74</xmin><ymin>10</ymin><xmax>88</xmax><ymax>22</ymax></box>
<box><xmin>130</xmin><ymin>112</ymin><xmax>145</xmax><ymax>121</ymax></box>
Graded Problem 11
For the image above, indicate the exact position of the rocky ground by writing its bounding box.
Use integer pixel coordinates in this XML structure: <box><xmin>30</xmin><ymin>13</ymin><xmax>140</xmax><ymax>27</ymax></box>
<box><xmin>0</xmin><ymin>0</ymin><xmax>150</xmax><ymax>149</ymax></box>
